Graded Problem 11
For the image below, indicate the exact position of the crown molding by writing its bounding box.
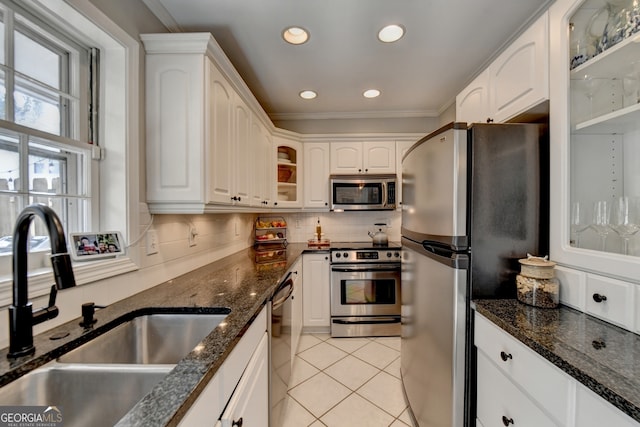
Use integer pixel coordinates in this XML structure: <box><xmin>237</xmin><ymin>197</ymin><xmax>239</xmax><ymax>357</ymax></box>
<box><xmin>269</xmin><ymin>109</ymin><xmax>439</xmax><ymax>121</ymax></box>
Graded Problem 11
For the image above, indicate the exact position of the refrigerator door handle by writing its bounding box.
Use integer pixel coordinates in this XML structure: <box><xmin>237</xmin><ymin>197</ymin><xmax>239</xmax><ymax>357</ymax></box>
<box><xmin>422</xmin><ymin>242</ymin><xmax>458</xmax><ymax>257</ymax></box>
<box><xmin>402</xmin><ymin>237</ymin><xmax>469</xmax><ymax>269</ymax></box>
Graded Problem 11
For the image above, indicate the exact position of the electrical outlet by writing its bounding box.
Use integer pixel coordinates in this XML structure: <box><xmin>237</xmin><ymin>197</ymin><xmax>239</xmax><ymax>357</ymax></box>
<box><xmin>146</xmin><ymin>230</ymin><xmax>158</xmax><ymax>255</ymax></box>
<box><xmin>189</xmin><ymin>226</ymin><xmax>198</xmax><ymax>247</ymax></box>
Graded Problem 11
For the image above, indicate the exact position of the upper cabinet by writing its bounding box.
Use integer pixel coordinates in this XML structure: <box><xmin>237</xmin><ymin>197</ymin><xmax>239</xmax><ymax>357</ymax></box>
<box><xmin>303</xmin><ymin>142</ymin><xmax>330</xmax><ymax>210</ymax></box>
<box><xmin>330</xmin><ymin>141</ymin><xmax>396</xmax><ymax>174</ymax></box>
<box><xmin>456</xmin><ymin>12</ymin><xmax>549</xmax><ymax>124</ymax></box>
<box><xmin>251</xmin><ymin>116</ymin><xmax>273</xmax><ymax>207</ymax></box>
<box><xmin>274</xmin><ymin>136</ymin><xmax>303</xmax><ymax>208</ymax></box>
<box><xmin>456</xmin><ymin>70</ymin><xmax>490</xmax><ymax>124</ymax></box>
<box><xmin>142</xmin><ymin>33</ymin><xmax>272</xmax><ymax>213</ymax></box>
<box><xmin>549</xmin><ymin>0</ymin><xmax>640</xmax><ymax>282</ymax></box>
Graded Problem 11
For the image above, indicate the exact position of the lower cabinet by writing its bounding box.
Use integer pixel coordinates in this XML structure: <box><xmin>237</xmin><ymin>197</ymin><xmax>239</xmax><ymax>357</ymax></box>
<box><xmin>179</xmin><ymin>307</ymin><xmax>268</xmax><ymax>426</ymax></box>
<box><xmin>476</xmin><ymin>350</ymin><xmax>559</xmax><ymax>427</ymax></box>
<box><xmin>302</xmin><ymin>253</ymin><xmax>331</xmax><ymax>331</ymax></box>
<box><xmin>474</xmin><ymin>311</ymin><xmax>640</xmax><ymax>427</ymax></box>
<box><xmin>218</xmin><ymin>334</ymin><xmax>268</xmax><ymax>427</ymax></box>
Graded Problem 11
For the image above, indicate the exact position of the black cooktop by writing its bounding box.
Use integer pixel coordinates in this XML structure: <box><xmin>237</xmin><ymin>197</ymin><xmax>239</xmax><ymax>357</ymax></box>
<box><xmin>329</xmin><ymin>241</ymin><xmax>402</xmax><ymax>250</ymax></box>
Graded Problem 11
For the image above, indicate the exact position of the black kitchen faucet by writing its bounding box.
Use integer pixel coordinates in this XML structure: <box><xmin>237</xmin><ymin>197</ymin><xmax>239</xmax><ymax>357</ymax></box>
<box><xmin>8</xmin><ymin>204</ymin><xmax>76</xmax><ymax>358</ymax></box>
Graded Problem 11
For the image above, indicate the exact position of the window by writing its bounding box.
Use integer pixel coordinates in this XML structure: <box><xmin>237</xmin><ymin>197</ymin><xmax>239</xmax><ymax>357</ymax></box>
<box><xmin>0</xmin><ymin>0</ymin><xmax>93</xmax><ymax>252</ymax></box>
<box><xmin>0</xmin><ymin>0</ymin><xmax>140</xmax><ymax>306</ymax></box>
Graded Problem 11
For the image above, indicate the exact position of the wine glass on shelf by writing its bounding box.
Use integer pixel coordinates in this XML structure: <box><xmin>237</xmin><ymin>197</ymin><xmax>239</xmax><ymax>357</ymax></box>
<box><xmin>609</xmin><ymin>196</ymin><xmax>640</xmax><ymax>254</ymax></box>
<box><xmin>573</xmin><ymin>74</ymin><xmax>605</xmax><ymax>119</ymax></box>
<box><xmin>592</xmin><ymin>200</ymin><xmax>612</xmax><ymax>251</ymax></box>
<box><xmin>571</xmin><ymin>202</ymin><xmax>591</xmax><ymax>248</ymax></box>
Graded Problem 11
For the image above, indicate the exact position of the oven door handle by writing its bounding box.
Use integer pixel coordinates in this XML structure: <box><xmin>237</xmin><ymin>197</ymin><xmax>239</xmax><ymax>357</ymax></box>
<box><xmin>331</xmin><ymin>265</ymin><xmax>400</xmax><ymax>273</ymax></box>
<box><xmin>332</xmin><ymin>317</ymin><xmax>401</xmax><ymax>325</ymax></box>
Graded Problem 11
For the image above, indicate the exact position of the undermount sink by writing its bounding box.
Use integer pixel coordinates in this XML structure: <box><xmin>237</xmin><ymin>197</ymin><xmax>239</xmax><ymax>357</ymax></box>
<box><xmin>0</xmin><ymin>311</ymin><xmax>230</xmax><ymax>426</ymax></box>
<box><xmin>0</xmin><ymin>362</ymin><xmax>172</xmax><ymax>427</ymax></box>
<box><xmin>59</xmin><ymin>312</ymin><xmax>229</xmax><ymax>364</ymax></box>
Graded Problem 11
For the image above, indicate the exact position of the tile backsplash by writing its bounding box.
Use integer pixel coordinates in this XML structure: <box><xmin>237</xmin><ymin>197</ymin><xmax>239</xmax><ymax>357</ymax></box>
<box><xmin>272</xmin><ymin>211</ymin><xmax>401</xmax><ymax>243</ymax></box>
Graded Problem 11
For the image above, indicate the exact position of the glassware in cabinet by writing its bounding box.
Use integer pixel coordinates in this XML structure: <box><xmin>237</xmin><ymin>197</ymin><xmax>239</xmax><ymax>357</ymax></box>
<box><xmin>567</xmin><ymin>0</ymin><xmax>640</xmax><ymax>259</ymax></box>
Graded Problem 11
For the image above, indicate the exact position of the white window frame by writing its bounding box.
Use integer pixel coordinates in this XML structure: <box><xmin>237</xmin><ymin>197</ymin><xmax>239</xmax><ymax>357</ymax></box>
<box><xmin>0</xmin><ymin>0</ymin><xmax>140</xmax><ymax>307</ymax></box>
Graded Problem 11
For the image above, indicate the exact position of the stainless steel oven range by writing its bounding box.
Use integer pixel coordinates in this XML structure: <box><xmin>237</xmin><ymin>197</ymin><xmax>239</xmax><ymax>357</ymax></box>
<box><xmin>330</xmin><ymin>247</ymin><xmax>401</xmax><ymax>337</ymax></box>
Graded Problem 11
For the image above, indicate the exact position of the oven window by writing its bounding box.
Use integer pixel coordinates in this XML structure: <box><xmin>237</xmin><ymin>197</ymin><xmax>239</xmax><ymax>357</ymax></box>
<box><xmin>341</xmin><ymin>279</ymin><xmax>396</xmax><ymax>304</ymax></box>
<box><xmin>333</xmin><ymin>183</ymin><xmax>382</xmax><ymax>205</ymax></box>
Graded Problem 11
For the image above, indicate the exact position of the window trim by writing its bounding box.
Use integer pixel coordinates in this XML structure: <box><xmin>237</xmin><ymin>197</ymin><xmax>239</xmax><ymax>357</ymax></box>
<box><xmin>0</xmin><ymin>0</ymin><xmax>141</xmax><ymax>307</ymax></box>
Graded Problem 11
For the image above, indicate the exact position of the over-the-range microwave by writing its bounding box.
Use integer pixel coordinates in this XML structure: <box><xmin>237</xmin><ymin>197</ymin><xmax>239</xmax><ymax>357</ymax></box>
<box><xmin>330</xmin><ymin>174</ymin><xmax>397</xmax><ymax>211</ymax></box>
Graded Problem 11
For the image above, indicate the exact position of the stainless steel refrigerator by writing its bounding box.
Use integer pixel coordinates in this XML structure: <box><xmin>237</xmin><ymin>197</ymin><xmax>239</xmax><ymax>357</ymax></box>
<box><xmin>400</xmin><ymin>122</ymin><xmax>549</xmax><ymax>427</ymax></box>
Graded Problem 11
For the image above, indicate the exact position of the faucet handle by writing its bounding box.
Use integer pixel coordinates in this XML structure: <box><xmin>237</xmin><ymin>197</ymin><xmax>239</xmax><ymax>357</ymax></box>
<box><xmin>32</xmin><ymin>285</ymin><xmax>60</xmax><ymax>327</ymax></box>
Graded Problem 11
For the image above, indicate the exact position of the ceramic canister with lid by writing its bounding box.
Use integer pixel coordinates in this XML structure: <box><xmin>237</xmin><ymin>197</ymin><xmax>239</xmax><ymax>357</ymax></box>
<box><xmin>516</xmin><ymin>254</ymin><xmax>560</xmax><ymax>308</ymax></box>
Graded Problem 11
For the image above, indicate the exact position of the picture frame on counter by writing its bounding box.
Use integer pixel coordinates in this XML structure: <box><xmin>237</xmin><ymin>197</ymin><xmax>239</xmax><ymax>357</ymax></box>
<box><xmin>69</xmin><ymin>231</ymin><xmax>125</xmax><ymax>261</ymax></box>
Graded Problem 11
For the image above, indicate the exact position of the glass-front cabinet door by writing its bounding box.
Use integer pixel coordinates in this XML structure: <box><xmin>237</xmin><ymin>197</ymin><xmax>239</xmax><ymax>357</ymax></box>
<box><xmin>550</xmin><ymin>0</ymin><xmax>640</xmax><ymax>281</ymax></box>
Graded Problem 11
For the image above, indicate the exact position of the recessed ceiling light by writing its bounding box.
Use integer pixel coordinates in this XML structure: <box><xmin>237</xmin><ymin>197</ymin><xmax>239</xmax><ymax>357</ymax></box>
<box><xmin>283</xmin><ymin>26</ymin><xmax>309</xmax><ymax>45</ymax></box>
<box><xmin>378</xmin><ymin>24</ymin><xmax>405</xmax><ymax>43</ymax></box>
<box><xmin>363</xmin><ymin>89</ymin><xmax>381</xmax><ymax>98</ymax></box>
<box><xmin>299</xmin><ymin>90</ymin><xmax>317</xmax><ymax>99</ymax></box>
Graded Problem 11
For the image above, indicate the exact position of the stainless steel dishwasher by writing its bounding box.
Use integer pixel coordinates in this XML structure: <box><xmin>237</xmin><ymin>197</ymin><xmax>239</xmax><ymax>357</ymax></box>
<box><xmin>269</xmin><ymin>271</ymin><xmax>294</xmax><ymax>427</ymax></box>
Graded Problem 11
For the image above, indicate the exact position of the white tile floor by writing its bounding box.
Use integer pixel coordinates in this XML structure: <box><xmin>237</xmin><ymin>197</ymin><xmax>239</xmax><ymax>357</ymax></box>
<box><xmin>281</xmin><ymin>333</ymin><xmax>415</xmax><ymax>427</ymax></box>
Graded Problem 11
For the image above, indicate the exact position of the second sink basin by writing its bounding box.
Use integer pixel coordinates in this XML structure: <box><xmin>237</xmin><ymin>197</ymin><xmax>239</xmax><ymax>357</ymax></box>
<box><xmin>0</xmin><ymin>363</ymin><xmax>172</xmax><ymax>427</ymax></box>
<box><xmin>60</xmin><ymin>312</ymin><xmax>229</xmax><ymax>364</ymax></box>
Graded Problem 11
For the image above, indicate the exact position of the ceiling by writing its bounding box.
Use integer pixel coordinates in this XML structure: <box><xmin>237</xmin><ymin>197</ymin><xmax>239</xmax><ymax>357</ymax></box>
<box><xmin>142</xmin><ymin>0</ymin><xmax>552</xmax><ymax>123</ymax></box>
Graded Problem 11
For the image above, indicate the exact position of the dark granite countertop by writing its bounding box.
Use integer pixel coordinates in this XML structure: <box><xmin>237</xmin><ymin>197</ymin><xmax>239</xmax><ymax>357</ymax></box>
<box><xmin>473</xmin><ymin>299</ymin><xmax>640</xmax><ymax>422</ymax></box>
<box><xmin>0</xmin><ymin>242</ymin><xmax>315</xmax><ymax>426</ymax></box>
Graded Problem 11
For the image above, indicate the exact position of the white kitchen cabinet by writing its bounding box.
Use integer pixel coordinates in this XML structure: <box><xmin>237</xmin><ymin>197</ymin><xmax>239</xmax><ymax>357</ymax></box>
<box><xmin>475</xmin><ymin>313</ymin><xmax>570</xmax><ymax>424</ymax></box>
<box><xmin>302</xmin><ymin>253</ymin><xmax>331</xmax><ymax>331</ymax></box>
<box><xmin>142</xmin><ymin>32</ymin><xmax>266</xmax><ymax>213</ymax></box>
<box><xmin>456</xmin><ymin>70</ymin><xmax>490</xmax><ymax>124</ymax></box>
<box><xmin>456</xmin><ymin>12</ymin><xmax>549</xmax><ymax>124</ymax></box>
<box><xmin>274</xmin><ymin>136</ymin><xmax>303</xmax><ymax>208</ymax></box>
<box><xmin>575</xmin><ymin>383</ymin><xmax>639</xmax><ymax>427</ymax></box>
<box><xmin>232</xmin><ymin>96</ymin><xmax>252</xmax><ymax>206</ymax></box>
<box><xmin>475</xmin><ymin>311</ymin><xmax>640</xmax><ymax>427</ymax></box>
<box><xmin>548</xmin><ymin>0</ymin><xmax>640</xmax><ymax>284</ymax></box>
<box><xmin>330</xmin><ymin>141</ymin><xmax>396</xmax><ymax>174</ymax></box>
<box><xmin>476</xmin><ymin>350</ymin><xmax>560</xmax><ymax>427</ymax></box>
<box><xmin>251</xmin><ymin>116</ymin><xmax>273</xmax><ymax>207</ymax></box>
<box><xmin>303</xmin><ymin>142</ymin><xmax>330</xmax><ymax>209</ymax></box>
<box><xmin>488</xmin><ymin>11</ymin><xmax>549</xmax><ymax>123</ymax></box>
<box><xmin>179</xmin><ymin>307</ymin><xmax>268</xmax><ymax>426</ymax></box>
<box><xmin>218</xmin><ymin>333</ymin><xmax>268</xmax><ymax>427</ymax></box>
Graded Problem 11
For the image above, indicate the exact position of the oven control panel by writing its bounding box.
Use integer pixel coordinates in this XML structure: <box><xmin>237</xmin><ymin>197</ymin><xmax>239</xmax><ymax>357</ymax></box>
<box><xmin>331</xmin><ymin>249</ymin><xmax>401</xmax><ymax>263</ymax></box>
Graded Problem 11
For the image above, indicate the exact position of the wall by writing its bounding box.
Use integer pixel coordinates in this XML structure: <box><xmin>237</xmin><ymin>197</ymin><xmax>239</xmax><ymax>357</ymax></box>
<box><xmin>279</xmin><ymin>211</ymin><xmax>401</xmax><ymax>243</ymax></box>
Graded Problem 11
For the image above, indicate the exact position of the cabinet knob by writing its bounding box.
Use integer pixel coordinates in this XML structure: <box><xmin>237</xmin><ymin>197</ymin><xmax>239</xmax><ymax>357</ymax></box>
<box><xmin>502</xmin><ymin>416</ymin><xmax>514</xmax><ymax>426</ymax></box>
<box><xmin>592</xmin><ymin>339</ymin><xmax>606</xmax><ymax>350</ymax></box>
<box><xmin>358</xmin><ymin>169</ymin><xmax>362</xmax><ymax>172</ymax></box>
<box><xmin>593</xmin><ymin>293</ymin><xmax>607</xmax><ymax>303</ymax></box>
<box><xmin>274</xmin><ymin>202</ymin><xmax>278</xmax><ymax>206</ymax></box>
<box><xmin>324</xmin><ymin>202</ymin><xmax>328</xmax><ymax>206</ymax></box>
<box><xmin>500</xmin><ymin>351</ymin><xmax>513</xmax><ymax>362</ymax></box>
<box><xmin>232</xmin><ymin>418</ymin><xmax>243</xmax><ymax>427</ymax></box>
<box><xmin>365</xmin><ymin>168</ymin><xmax>368</xmax><ymax>172</ymax></box>
<box><xmin>325</xmin><ymin>256</ymin><xmax>329</xmax><ymax>260</ymax></box>
<box><xmin>486</xmin><ymin>118</ymin><xmax>494</xmax><ymax>123</ymax></box>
